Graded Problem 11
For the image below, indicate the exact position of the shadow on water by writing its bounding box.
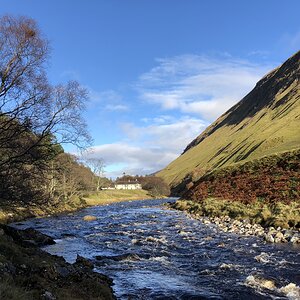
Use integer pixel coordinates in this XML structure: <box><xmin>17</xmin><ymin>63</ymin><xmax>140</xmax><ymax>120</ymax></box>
<box><xmin>12</xmin><ymin>198</ymin><xmax>300</xmax><ymax>299</ymax></box>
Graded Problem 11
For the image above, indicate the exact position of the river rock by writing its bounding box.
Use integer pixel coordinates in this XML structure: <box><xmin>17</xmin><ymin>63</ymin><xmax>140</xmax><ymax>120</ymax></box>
<box><xmin>255</xmin><ymin>252</ymin><xmax>270</xmax><ymax>264</ymax></box>
<box><xmin>173</xmin><ymin>205</ymin><xmax>299</xmax><ymax>244</ymax></box>
<box><xmin>268</xmin><ymin>227</ymin><xmax>277</xmax><ymax>234</ymax></box>
<box><xmin>274</xmin><ymin>231</ymin><xmax>284</xmax><ymax>243</ymax></box>
<box><xmin>245</xmin><ymin>223</ymin><xmax>252</xmax><ymax>229</ymax></box>
<box><xmin>264</xmin><ymin>233</ymin><xmax>275</xmax><ymax>243</ymax></box>
<box><xmin>290</xmin><ymin>234</ymin><xmax>300</xmax><ymax>244</ymax></box>
<box><xmin>283</xmin><ymin>229</ymin><xmax>293</xmax><ymax>239</ymax></box>
<box><xmin>254</xmin><ymin>229</ymin><xmax>264</xmax><ymax>236</ymax></box>
<box><xmin>75</xmin><ymin>255</ymin><xmax>94</xmax><ymax>269</ymax></box>
<box><xmin>83</xmin><ymin>215</ymin><xmax>97</xmax><ymax>221</ymax></box>
<box><xmin>42</xmin><ymin>291</ymin><xmax>56</xmax><ymax>300</ymax></box>
<box><xmin>96</xmin><ymin>253</ymin><xmax>142</xmax><ymax>262</ymax></box>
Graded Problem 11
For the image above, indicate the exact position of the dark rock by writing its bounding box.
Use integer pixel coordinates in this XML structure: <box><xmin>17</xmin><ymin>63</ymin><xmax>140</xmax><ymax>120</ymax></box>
<box><xmin>61</xmin><ymin>233</ymin><xmax>76</xmax><ymax>238</ymax></box>
<box><xmin>96</xmin><ymin>253</ymin><xmax>142</xmax><ymax>262</ymax></box>
<box><xmin>55</xmin><ymin>265</ymin><xmax>71</xmax><ymax>278</ymax></box>
<box><xmin>74</xmin><ymin>255</ymin><xmax>94</xmax><ymax>269</ymax></box>
<box><xmin>0</xmin><ymin>224</ymin><xmax>55</xmax><ymax>247</ymax></box>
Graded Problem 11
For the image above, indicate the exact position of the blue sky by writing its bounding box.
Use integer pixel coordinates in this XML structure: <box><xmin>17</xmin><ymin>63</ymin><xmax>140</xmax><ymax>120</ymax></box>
<box><xmin>1</xmin><ymin>0</ymin><xmax>300</xmax><ymax>177</ymax></box>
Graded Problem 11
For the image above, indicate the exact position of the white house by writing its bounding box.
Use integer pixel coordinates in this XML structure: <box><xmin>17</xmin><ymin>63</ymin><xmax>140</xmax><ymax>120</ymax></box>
<box><xmin>114</xmin><ymin>179</ymin><xmax>142</xmax><ymax>190</ymax></box>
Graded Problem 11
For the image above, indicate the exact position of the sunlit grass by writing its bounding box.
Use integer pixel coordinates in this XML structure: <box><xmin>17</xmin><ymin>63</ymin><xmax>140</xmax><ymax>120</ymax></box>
<box><xmin>83</xmin><ymin>189</ymin><xmax>153</xmax><ymax>206</ymax></box>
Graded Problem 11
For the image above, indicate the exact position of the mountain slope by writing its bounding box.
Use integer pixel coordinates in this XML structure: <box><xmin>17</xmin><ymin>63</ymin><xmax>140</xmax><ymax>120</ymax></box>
<box><xmin>157</xmin><ymin>51</ymin><xmax>300</xmax><ymax>192</ymax></box>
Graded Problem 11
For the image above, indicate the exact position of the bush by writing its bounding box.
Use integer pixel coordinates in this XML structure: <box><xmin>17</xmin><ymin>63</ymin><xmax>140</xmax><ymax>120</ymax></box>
<box><xmin>141</xmin><ymin>176</ymin><xmax>170</xmax><ymax>197</ymax></box>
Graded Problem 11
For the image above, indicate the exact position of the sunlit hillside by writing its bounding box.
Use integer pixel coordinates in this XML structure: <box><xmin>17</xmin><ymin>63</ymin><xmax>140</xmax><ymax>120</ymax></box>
<box><xmin>158</xmin><ymin>51</ymin><xmax>300</xmax><ymax>191</ymax></box>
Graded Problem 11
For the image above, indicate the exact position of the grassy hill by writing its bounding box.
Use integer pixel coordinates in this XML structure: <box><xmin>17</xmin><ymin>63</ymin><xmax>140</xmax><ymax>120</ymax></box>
<box><xmin>158</xmin><ymin>51</ymin><xmax>300</xmax><ymax>194</ymax></box>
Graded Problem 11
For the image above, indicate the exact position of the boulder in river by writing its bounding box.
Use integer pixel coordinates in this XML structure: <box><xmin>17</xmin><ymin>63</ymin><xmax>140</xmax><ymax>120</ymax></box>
<box><xmin>83</xmin><ymin>215</ymin><xmax>97</xmax><ymax>221</ymax></box>
<box><xmin>96</xmin><ymin>253</ymin><xmax>142</xmax><ymax>262</ymax></box>
<box><xmin>290</xmin><ymin>234</ymin><xmax>300</xmax><ymax>244</ymax></box>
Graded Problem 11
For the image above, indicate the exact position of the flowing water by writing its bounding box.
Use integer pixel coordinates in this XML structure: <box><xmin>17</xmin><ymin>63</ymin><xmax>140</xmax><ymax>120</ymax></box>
<box><xmin>13</xmin><ymin>198</ymin><xmax>300</xmax><ymax>299</ymax></box>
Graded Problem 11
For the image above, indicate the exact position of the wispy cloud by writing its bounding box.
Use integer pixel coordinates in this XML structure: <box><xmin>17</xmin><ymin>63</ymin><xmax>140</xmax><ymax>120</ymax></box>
<box><xmin>105</xmin><ymin>104</ymin><xmax>129</xmax><ymax>111</ymax></box>
<box><xmin>86</xmin><ymin>89</ymin><xmax>127</xmax><ymax>108</ymax></box>
<box><xmin>120</xmin><ymin>116</ymin><xmax>207</xmax><ymax>152</ymax></box>
<box><xmin>247</xmin><ymin>50</ymin><xmax>270</xmax><ymax>58</ymax></box>
<box><xmin>86</xmin><ymin>143</ymin><xmax>176</xmax><ymax>177</ymax></box>
<box><xmin>137</xmin><ymin>54</ymin><xmax>274</xmax><ymax>121</ymax></box>
<box><xmin>83</xmin><ymin>53</ymin><xmax>277</xmax><ymax>177</ymax></box>
<box><xmin>85</xmin><ymin>115</ymin><xmax>206</xmax><ymax>177</ymax></box>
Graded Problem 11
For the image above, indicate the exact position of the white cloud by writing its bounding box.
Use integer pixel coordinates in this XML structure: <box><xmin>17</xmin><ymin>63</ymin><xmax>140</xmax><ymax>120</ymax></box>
<box><xmin>85</xmin><ymin>142</ymin><xmax>177</xmax><ymax>177</ymax></box>
<box><xmin>84</xmin><ymin>116</ymin><xmax>206</xmax><ymax>177</ymax></box>
<box><xmin>137</xmin><ymin>54</ymin><xmax>274</xmax><ymax>120</ymax></box>
<box><xmin>247</xmin><ymin>50</ymin><xmax>270</xmax><ymax>58</ymax></box>
<box><xmin>82</xmin><ymin>53</ymin><xmax>277</xmax><ymax>177</ymax></box>
<box><xmin>105</xmin><ymin>104</ymin><xmax>129</xmax><ymax>111</ymax></box>
<box><xmin>120</xmin><ymin>116</ymin><xmax>207</xmax><ymax>152</ymax></box>
<box><xmin>86</xmin><ymin>88</ymin><xmax>128</xmax><ymax>110</ymax></box>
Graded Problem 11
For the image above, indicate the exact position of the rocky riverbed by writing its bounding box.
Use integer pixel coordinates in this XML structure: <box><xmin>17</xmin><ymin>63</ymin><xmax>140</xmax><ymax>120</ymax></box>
<box><xmin>172</xmin><ymin>206</ymin><xmax>300</xmax><ymax>244</ymax></box>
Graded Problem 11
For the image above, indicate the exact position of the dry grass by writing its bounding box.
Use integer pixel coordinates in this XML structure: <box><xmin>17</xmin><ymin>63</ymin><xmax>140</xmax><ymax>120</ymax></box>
<box><xmin>83</xmin><ymin>189</ymin><xmax>153</xmax><ymax>206</ymax></box>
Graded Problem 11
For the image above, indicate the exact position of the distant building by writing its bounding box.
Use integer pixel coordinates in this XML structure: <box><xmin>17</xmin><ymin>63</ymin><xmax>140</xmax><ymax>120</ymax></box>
<box><xmin>114</xmin><ymin>179</ymin><xmax>142</xmax><ymax>190</ymax></box>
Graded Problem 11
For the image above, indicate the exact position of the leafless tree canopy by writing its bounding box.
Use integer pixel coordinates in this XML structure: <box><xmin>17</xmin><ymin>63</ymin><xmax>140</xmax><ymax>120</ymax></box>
<box><xmin>0</xmin><ymin>15</ymin><xmax>92</xmax><ymax>203</ymax></box>
<box><xmin>84</xmin><ymin>157</ymin><xmax>106</xmax><ymax>191</ymax></box>
<box><xmin>0</xmin><ymin>15</ymin><xmax>91</xmax><ymax>168</ymax></box>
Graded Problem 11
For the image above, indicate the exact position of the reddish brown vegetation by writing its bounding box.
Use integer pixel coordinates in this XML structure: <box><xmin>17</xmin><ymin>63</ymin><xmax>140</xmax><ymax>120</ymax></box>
<box><xmin>183</xmin><ymin>150</ymin><xmax>300</xmax><ymax>204</ymax></box>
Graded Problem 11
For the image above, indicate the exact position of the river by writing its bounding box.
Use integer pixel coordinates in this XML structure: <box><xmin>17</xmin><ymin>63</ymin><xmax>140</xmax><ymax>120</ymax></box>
<box><xmin>13</xmin><ymin>198</ymin><xmax>300</xmax><ymax>299</ymax></box>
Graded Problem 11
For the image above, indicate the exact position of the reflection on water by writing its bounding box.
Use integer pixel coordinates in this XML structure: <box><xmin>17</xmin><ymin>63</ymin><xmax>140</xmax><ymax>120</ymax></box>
<box><xmin>13</xmin><ymin>199</ymin><xmax>300</xmax><ymax>299</ymax></box>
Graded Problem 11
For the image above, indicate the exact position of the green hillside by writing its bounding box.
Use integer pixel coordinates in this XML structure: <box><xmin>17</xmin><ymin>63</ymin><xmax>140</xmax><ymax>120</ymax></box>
<box><xmin>157</xmin><ymin>51</ymin><xmax>300</xmax><ymax>191</ymax></box>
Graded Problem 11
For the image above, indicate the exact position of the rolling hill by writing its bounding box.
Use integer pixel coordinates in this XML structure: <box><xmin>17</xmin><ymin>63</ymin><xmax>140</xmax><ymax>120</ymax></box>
<box><xmin>157</xmin><ymin>51</ymin><xmax>300</xmax><ymax>196</ymax></box>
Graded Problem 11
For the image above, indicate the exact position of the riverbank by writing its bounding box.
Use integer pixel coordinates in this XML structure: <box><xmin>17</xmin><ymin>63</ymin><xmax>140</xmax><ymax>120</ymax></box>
<box><xmin>0</xmin><ymin>197</ymin><xmax>88</xmax><ymax>224</ymax></box>
<box><xmin>0</xmin><ymin>190</ymin><xmax>156</xmax><ymax>224</ymax></box>
<box><xmin>170</xmin><ymin>199</ymin><xmax>300</xmax><ymax>244</ymax></box>
<box><xmin>83</xmin><ymin>189</ymin><xmax>155</xmax><ymax>206</ymax></box>
<box><xmin>0</xmin><ymin>191</ymin><xmax>158</xmax><ymax>299</ymax></box>
<box><xmin>0</xmin><ymin>224</ymin><xmax>115</xmax><ymax>300</ymax></box>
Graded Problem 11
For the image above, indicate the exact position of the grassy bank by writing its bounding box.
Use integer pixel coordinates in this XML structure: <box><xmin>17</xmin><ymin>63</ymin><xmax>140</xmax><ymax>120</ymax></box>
<box><xmin>0</xmin><ymin>189</ymin><xmax>156</xmax><ymax>224</ymax></box>
<box><xmin>172</xmin><ymin>198</ymin><xmax>300</xmax><ymax>229</ymax></box>
<box><xmin>0</xmin><ymin>197</ymin><xmax>87</xmax><ymax>224</ymax></box>
<box><xmin>83</xmin><ymin>189</ymin><xmax>154</xmax><ymax>206</ymax></box>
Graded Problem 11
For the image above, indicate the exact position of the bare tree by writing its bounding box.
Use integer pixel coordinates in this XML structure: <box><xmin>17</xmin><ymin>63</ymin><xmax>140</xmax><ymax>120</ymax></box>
<box><xmin>0</xmin><ymin>15</ymin><xmax>91</xmax><ymax>169</ymax></box>
<box><xmin>85</xmin><ymin>158</ymin><xmax>106</xmax><ymax>191</ymax></box>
